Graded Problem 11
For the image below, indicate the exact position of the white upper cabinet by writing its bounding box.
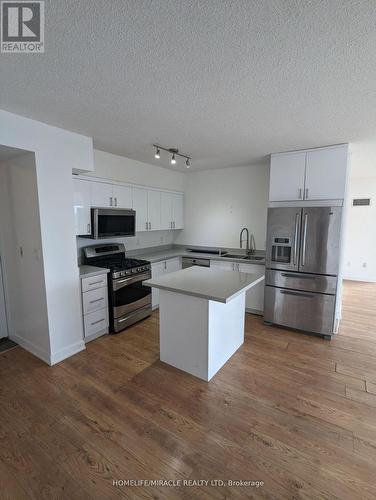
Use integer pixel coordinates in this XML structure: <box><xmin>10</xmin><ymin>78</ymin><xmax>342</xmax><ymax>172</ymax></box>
<box><xmin>73</xmin><ymin>177</ymin><xmax>183</xmax><ymax>235</ymax></box>
<box><xmin>161</xmin><ymin>192</ymin><xmax>173</xmax><ymax>230</ymax></box>
<box><xmin>269</xmin><ymin>145</ymin><xmax>348</xmax><ymax>202</ymax></box>
<box><xmin>133</xmin><ymin>187</ymin><xmax>162</xmax><ymax>231</ymax></box>
<box><xmin>172</xmin><ymin>193</ymin><xmax>184</xmax><ymax>229</ymax></box>
<box><xmin>147</xmin><ymin>190</ymin><xmax>161</xmax><ymax>231</ymax></box>
<box><xmin>91</xmin><ymin>181</ymin><xmax>113</xmax><ymax>207</ymax></box>
<box><xmin>73</xmin><ymin>178</ymin><xmax>91</xmax><ymax>235</ymax></box>
<box><xmin>133</xmin><ymin>187</ymin><xmax>149</xmax><ymax>232</ymax></box>
<box><xmin>305</xmin><ymin>147</ymin><xmax>348</xmax><ymax>200</ymax></box>
<box><xmin>113</xmin><ymin>184</ymin><xmax>132</xmax><ymax>209</ymax></box>
<box><xmin>161</xmin><ymin>192</ymin><xmax>184</xmax><ymax>229</ymax></box>
<box><xmin>269</xmin><ymin>152</ymin><xmax>306</xmax><ymax>201</ymax></box>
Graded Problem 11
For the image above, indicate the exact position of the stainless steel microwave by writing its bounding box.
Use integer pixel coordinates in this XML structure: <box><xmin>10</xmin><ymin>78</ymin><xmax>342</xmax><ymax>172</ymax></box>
<box><xmin>90</xmin><ymin>208</ymin><xmax>136</xmax><ymax>239</ymax></box>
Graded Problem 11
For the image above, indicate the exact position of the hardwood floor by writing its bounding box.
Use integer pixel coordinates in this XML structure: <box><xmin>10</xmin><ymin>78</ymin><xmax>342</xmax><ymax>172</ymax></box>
<box><xmin>1</xmin><ymin>280</ymin><xmax>376</xmax><ymax>499</ymax></box>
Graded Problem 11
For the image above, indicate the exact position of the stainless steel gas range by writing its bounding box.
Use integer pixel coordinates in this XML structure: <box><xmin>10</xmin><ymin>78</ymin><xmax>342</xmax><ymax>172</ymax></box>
<box><xmin>83</xmin><ymin>243</ymin><xmax>151</xmax><ymax>333</ymax></box>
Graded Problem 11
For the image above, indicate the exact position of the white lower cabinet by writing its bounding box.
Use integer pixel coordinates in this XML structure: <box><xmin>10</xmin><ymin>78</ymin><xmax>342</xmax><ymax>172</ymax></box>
<box><xmin>211</xmin><ymin>260</ymin><xmax>264</xmax><ymax>314</ymax></box>
<box><xmin>239</xmin><ymin>263</ymin><xmax>265</xmax><ymax>315</ymax></box>
<box><xmin>81</xmin><ymin>272</ymin><xmax>109</xmax><ymax>342</ymax></box>
<box><xmin>151</xmin><ymin>257</ymin><xmax>181</xmax><ymax>309</ymax></box>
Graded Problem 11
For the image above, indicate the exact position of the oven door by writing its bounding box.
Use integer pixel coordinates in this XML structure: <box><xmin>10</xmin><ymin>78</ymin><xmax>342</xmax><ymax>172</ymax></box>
<box><xmin>112</xmin><ymin>272</ymin><xmax>151</xmax><ymax>318</ymax></box>
<box><xmin>92</xmin><ymin>208</ymin><xmax>136</xmax><ymax>239</ymax></box>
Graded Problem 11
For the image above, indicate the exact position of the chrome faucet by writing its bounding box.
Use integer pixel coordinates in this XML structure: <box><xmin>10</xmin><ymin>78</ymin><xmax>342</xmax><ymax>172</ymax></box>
<box><xmin>240</xmin><ymin>228</ymin><xmax>256</xmax><ymax>255</ymax></box>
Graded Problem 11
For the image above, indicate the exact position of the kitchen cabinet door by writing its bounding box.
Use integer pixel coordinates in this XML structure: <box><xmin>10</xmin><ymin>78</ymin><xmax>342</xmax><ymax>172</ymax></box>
<box><xmin>72</xmin><ymin>178</ymin><xmax>92</xmax><ymax>235</ymax></box>
<box><xmin>240</xmin><ymin>263</ymin><xmax>265</xmax><ymax>314</ymax></box>
<box><xmin>113</xmin><ymin>184</ymin><xmax>132</xmax><ymax>209</ymax></box>
<box><xmin>91</xmin><ymin>181</ymin><xmax>113</xmax><ymax>207</ymax></box>
<box><xmin>165</xmin><ymin>257</ymin><xmax>181</xmax><ymax>273</ymax></box>
<box><xmin>160</xmin><ymin>192</ymin><xmax>173</xmax><ymax>230</ymax></box>
<box><xmin>172</xmin><ymin>193</ymin><xmax>184</xmax><ymax>229</ymax></box>
<box><xmin>147</xmin><ymin>190</ymin><xmax>161</xmax><ymax>231</ymax></box>
<box><xmin>269</xmin><ymin>152</ymin><xmax>306</xmax><ymax>201</ymax></box>
<box><xmin>210</xmin><ymin>260</ymin><xmax>235</xmax><ymax>271</ymax></box>
<box><xmin>305</xmin><ymin>146</ymin><xmax>348</xmax><ymax>200</ymax></box>
<box><xmin>151</xmin><ymin>261</ymin><xmax>165</xmax><ymax>309</ymax></box>
<box><xmin>133</xmin><ymin>187</ymin><xmax>149</xmax><ymax>232</ymax></box>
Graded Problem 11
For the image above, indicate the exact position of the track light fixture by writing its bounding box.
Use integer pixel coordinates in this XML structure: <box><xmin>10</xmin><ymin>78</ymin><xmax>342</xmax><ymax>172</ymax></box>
<box><xmin>153</xmin><ymin>144</ymin><xmax>192</xmax><ymax>168</ymax></box>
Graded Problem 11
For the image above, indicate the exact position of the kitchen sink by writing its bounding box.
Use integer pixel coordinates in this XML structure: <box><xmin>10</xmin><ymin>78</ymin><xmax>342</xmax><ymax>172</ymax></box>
<box><xmin>223</xmin><ymin>253</ymin><xmax>246</xmax><ymax>259</ymax></box>
<box><xmin>243</xmin><ymin>255</ymin><xmax>265</xmax><ymax>261</ymax></box>
<box><xmin>222</xmin><ymin>254</ymin><xmax>264</xmax><ymax>261</ymax></box>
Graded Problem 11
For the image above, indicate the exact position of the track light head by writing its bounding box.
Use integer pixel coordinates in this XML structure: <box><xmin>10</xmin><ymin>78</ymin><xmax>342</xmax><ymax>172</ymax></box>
<box><xmin>186</xmin><ymin>158</ymin><xmax>190</xmax><ymax>168</ymax></box>
<box><xmin>154</xmin><ymin>147</ymin><xmax>160</xmax><ymax>159</ymax></box>
<box><xmin>171</xmin><ymin>153</ymin><xmax>176</xmax><ymax>165</ymax></box>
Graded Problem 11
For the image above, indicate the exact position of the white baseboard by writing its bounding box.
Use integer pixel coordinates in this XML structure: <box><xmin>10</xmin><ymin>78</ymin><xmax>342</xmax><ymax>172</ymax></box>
<box><xmin>343</xmin><ymin>276</ymin><xmax>376</xmax><ymax>283</ymax></box>
<box><xmin>9</xmin><ymin>333</ymin><xmax>51</xmax><ymax>364</ymax></box>
<box><xmin>50</xmin><ymin>340</ymin><xmax>86</xmax><ymax>365</ymax></box>
<box><xmin>245</xmin><ymin>308</ymin><xmax>263</xmax><ymax>316</ymax></box>
<box><xmin>9</xmin><ymin>333</ymin><xmax>86</xmax><ymax>366</ymax></box>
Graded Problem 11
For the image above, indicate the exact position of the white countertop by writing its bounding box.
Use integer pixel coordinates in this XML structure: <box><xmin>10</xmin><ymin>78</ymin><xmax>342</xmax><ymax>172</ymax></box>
<box><xmin>144</xmin><ymin>266</ymin><xmax>265</xmax><ymax>303</ymax></box>
<box><xmin>79</xmin><ymin>265</ymin><xmax>110</xmax><ymax>278</ymax></box>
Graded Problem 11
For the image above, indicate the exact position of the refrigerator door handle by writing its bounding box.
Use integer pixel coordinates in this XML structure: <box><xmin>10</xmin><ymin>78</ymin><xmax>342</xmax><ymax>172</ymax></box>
<box><xmin>281</xmin><ymin>273</ymin><xmax>316</xmax><ymax>280</ymax></box>
<box><xmin>301</xmin><ymin>213</ymin><xmax>308</xmax><ymax>267</ymax></box>
<box><xmin>280</xmin><ymin>290</ymin><xmax>315</xmax><ymax>298</ymax></box>
<box><xmin>293</xmin><ymin>212</ymin><xmax>299</xmax><ymax>266</ymax></box>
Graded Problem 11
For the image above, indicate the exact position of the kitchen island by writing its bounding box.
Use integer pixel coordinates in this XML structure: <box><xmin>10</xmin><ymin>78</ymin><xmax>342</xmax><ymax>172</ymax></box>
<box><xmin>144</xmin><ymin>266</ymin><xmax>264</xmax><ymax>381</ymax></box>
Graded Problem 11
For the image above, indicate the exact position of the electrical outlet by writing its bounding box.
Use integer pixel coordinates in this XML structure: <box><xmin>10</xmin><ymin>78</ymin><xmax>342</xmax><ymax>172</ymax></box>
<box><xmin>362</xmin><ymin>262</ymin><xmax>367</xmax><ymax>268</ymax></box>
<box><xmin>136</xmin><ymin>238</ymin><xmax>140</xmax><ymax>246</ymax></box>
<box><xmin>347</xmin><ymin>261</ymin><xmax>351</xmax><ymax>267</ymax></box>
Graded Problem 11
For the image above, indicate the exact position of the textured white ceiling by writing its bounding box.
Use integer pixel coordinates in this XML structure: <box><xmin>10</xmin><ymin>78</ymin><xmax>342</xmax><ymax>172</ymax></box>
<box><xmin>1</xmin><ymin>0</ymin><xmax>376</xmax><ymax>175</ymax></box>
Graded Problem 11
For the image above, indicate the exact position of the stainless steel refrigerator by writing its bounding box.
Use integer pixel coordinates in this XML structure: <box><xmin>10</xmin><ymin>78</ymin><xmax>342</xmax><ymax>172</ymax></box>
<box><xmin>264</xmin><ymin>206</ymin><xmax>342</xmax><ymax>338</ymax></box>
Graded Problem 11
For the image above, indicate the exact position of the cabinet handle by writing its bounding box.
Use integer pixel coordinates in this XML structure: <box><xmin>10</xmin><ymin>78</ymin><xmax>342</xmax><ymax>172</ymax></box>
<box><xmin>87</xmin><ymin>223</ymin><xmax>91</xmax><ymax>233</ymax></box>
<box><xmin>91</xmin><ymin>318</ymin><xmax>105</xmax><ymax>326</ymax></box>
<box><xmin>115</xmin><ymin>197</ymin><xmax>117</xmax><ymax>207</ymax></box>
<box><xmin>145</xmin><ymin>221</ymin><xmax>148</xmax><ymax>230</ymax></box>
<box><xmin>164</xmin><ymin>261</ymin><xmax>167</xmax><ymax>270</ymax></box>
<box><xmin>110</xmin><ymin>197</ymin><xmax>113</xmax><ymax>206</ymax></box>
<box><xmin>298</xmin><ymin>188</ymin><xmax>302</xmax><ymax>199</ymax></box>
<box><xmin>305</xmin><ymin>188</ymin><xmax>309</xmax><ymax>199</ymax></box>
<box><xmin>89</xmin><ymin>297</ymin><xmax>104</xmax><ymax>304</ymax></box>
<box><xmin>149</xmin><ymin>222</ymin><xmax>151</xmax><ymax>230</ymax></box>
<box><xmin>89</xmin><ymin>280</ymin><xmax>103</xmax><ymax>286</ymax></box>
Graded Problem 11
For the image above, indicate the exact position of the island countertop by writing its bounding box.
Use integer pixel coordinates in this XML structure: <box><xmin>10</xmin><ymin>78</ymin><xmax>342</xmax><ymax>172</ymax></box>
<box><xmin>143</xmin><ymin>266</ymin><xmax>265</xmax><ymax>303</ymax></box>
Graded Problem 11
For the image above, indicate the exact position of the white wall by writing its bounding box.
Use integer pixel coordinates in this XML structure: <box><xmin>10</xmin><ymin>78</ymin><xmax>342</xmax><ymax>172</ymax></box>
<box><xmin>176</xmin><ymin>164</ymin><xmax>269</xmax><ymax>249</ymax></box>
<box><xmin>0</xmin><ymin>109</ymin><xmax>94</xmax><ymax>364</ymax></box>
<box><xmin>0</xmin><ymin>154</ymin><xmax>50</xmax><ymax>352</ymax></box>
<box><xmin>76</xmin><ymin>150</ymin><xmax>186</xmax><ymax>257</ymax></box>
<box><xmin>87</xmin><ymin>150</ymin><xmax>185</xmax><ymax>191</ymax></box>
<box><xmin>344</xmin><ymin>177</ymin><xmax>376</xmax><ymax>282</ymax></box>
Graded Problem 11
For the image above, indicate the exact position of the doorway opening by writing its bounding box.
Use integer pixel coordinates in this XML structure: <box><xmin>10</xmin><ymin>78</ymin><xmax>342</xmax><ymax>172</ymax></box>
<box><xmin>0</xmin><ymin>145</ymin><xmax>49</xmax><ymax>354</ymax></box>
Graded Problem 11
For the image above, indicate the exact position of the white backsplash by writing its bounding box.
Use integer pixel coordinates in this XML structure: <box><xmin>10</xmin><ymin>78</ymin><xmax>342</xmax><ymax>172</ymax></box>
<box><xmin>77</xmin><ymin>230</ymin><xmax>181</xmax><ymax>262</ymax></box>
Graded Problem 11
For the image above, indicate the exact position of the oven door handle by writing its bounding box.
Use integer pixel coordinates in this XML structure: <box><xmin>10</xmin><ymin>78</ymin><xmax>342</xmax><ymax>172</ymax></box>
<box><xmin>113</xmin><ymin>272</ymin><xmax>151</xmax><ymax>291</ymax></box>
